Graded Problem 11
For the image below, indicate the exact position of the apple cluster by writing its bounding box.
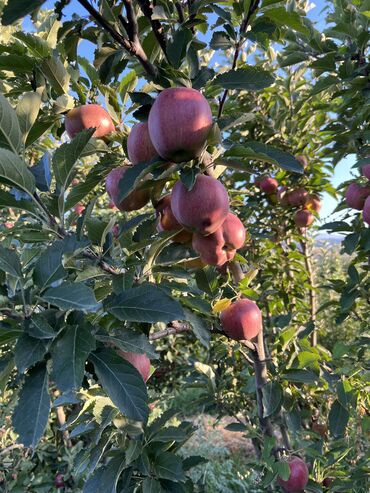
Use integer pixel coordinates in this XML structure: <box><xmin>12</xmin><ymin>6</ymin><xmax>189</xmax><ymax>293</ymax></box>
<box><xmin>257</xmin><ymin>175</ymin><xmax>322</xmax><ymax>229</ymax></box>
<box><xmin>345</xmin><ymin>163</ymin><xmax>370</xmax><ymax>225</ymax></box>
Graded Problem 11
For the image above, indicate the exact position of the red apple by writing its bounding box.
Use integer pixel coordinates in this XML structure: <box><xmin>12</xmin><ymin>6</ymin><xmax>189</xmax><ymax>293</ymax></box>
<box><xmin>54</xmin><ymin>473</ymin><xmax>65</xmax><ymax>488</ymax></box>
<box><xmin>289</xmin><ymin>188</ymin><xmax>309</xmax><ymax>207</ymax></box>
<box><xmin>363</xmin><ymin>196</ymin><xmax>370</xmax><ymax>225</ymax></box>
<box><xmin>294</xmin><ymin>209</ymin><xmax>314</xmax><ymax>228</ymax></box>
<box><xmin>156</xmin><ymin>194</ymin><xmax>192</xmax><ymax>243</ymax></box>
<box><xmin>277</xmin><ymin>457</ymin><xmax>309</xmax><ymax>493</ymax></box>
<box><xmin>192</xmin><ymin>212</ymin><xmax>245</xmax><ymax>266</ymax></box>
<box><xmin>148</xmin><ymin>87</ymin><xmax>213</xmax><ymax>162</ymax></box>
<box><xmin>260</xmin><ymin>176</ymin><xmax>279</xmax><ymax>194</ymax></box>
<box><xmin>305</xmin><ymin>194</ymin><xmax>322</xmax><ymax>213</ymax></box>
<box><xmin>74</xmin><ymin>203</ymin><xmax>85</xmax><ymax>215</ymax></box>
<box><xmin>117</xmin><ymin>350</ymin><xmax>151</xmax><ymax>382</ymax></box>
<box><xmin>106</xmin><ymin>167</ymin><xmax>150</xmax><ymax>212</ymax></box>
<box><xmin>345</xmin><ymin>183</ymin><xmax>370</xmax><ymax>210</ymax></box>
<box><xmin>220</xmin><ymin>298</ymin><xmax>262</xmax><ymax>341</ymax></box>
<box><xmin>65</xmin><ymin>104</ymin><xmax>115</xmax><ymax>139</ymax></box>
<box><xmin>362</xmin><ymin>163</ymin><xmax>370</xmax><ymax>180</ymax></box>
<box><xmin>312</xmin><ymin>421</ymin><xmax>327</xmax><ymax>437</ymax></box>
<box><xmin>278</xmin><ymin>186</ymin><xmax>290</xmax><ymax>206</ymax></box>
<box><xmin>171</xmin><ymin>175</ymin><xmax>229</xmax><ymax>235</ymax></box>
<box><xmin>128</xmin><ymin>121</ymin><xmax>158</xmax><ymax>165</ymax></box>
<box><xmin>296</xmin><ymin>155</ymin><xmax>309</xmax><ymax>168</ymax></box>
<box><xmin>322</xmin><ymin>477</ymin><xmax>334</xmax><ymax>488</ymax></box>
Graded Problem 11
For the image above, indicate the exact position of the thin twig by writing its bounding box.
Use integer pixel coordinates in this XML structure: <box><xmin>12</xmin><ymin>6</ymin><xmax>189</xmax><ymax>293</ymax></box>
<box><xmin>77</xmin><ymin>0</ymin><xmax>157</xmax><ymax>78</ymax></box>
<box><xmin>175</xmin><ymin>2</ymin><xmax>185</xmax><ymax>23</ymax></box>
<box><xmin>301</xmin><ymin>237</ymin><xmax>317</xmax><ymax>346</ymax></box>
<box><xmin>217</xmin><ymin>0</ymin><xmax>260</xmax><ymax>119</ymax></box>
<box><xmin>137</xmin><ymin>0</ymin><xmax>169</xmax><ymax>60</ymax></box>
<box><xmin>149</xmin><ymin>321</ymin><xmax>192</xmax><ymax>340</ymax></box>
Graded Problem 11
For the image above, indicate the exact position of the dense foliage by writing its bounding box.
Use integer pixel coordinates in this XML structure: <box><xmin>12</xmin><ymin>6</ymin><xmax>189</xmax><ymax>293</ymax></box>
<box><xmin>0</xmin><ymin>1</ymin><xmax>368</xmax><ymax>492</ymax></box>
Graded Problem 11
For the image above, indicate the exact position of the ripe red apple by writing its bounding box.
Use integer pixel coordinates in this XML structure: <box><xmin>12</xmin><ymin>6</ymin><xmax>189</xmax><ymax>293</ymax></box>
<box><xmin>296</xmin><ymin>155</ymin><xmax>309</xmax><ymax>168</ymax></box>
<box><xmin>277</xmin><ymin>186</ymin><xmax>290</xmax><ymax>206</ymax></box>
<box><xmin>345</xmin><ymin>183</ymin><xmax>370</xmax><ymax>210</ymax></box>
<box><xmin>363</xmin><ymin>196</ymin><xmax>370</xmax><ymax>225</ymax></box>
<box><xmin>362</xmin><ymin>163</ymin><xmax>370</xmax><ymax>180</ymax></box>
<box><xmin>117</xmin><ymin>350</ymin><xmax>151</xmax><ymax>382</ymax></box>
<box><xmin>156</xmin><ymin>194</ymin><xmax>192</xmax><ymax>243</ymax></box>
<box><xmin>294</xmin><ymin>209</ymin><xmax>314</xmax><ymax>228</ymax></box>
<box><xmin>106</xmin><ymin>167</ymin><xmax>150</xmax><ymax>212</ymax></box>
<box><xmin>127</xmin><ymin>121</ymin><xmax>158</xmax><ymax>165</ymax></box>
<box><xmin>220</xmin><ymin>298</ymin><xmax>262</xmax><ymax>341</ymax></box>
<box><xmin>74</xmin><ymin>203</ymin><xmax>85</xmax><ymax>215</ymax></box>
<box><xmin>260</xmin><ymin>176</ymin><xmax>279</xmax><ymax>194</ymax></box>
<box><xmin>65</xmin><ymin>104</ymin><xmax>115</xmax><ymax>139</ymax></box>
<box><xmin>171</xmin><ymin>174</ymin><xmax>229</xmax><ymax>235</ymax></box>
<box><xmin>277</xmin><ymin>457</ymin><xmax>309</xmax><ymax>493</ymax></box>
<box><xmin>192</xmin><ymin>212</ymin><xmax>245</xmax><ymax>266</ymax></box>
<box><xmin>54</xmin><ymin>473</ymin><xmax>65</xmax><ymax>488</ymax></box>
<box><xmin>322</xmin><ymin>477</ymin><xmax>334</xmax><ymax>488</ymax></box>
<box><xmin>289</xmin><ymin>188</ymin><xmax>309</xmax><ymax>207</ymax></box>
<box><xmin>148</xmin><ymin>87</ymin><xmax>213</xmax><ymax>163</ymax></box>
<box><xmin>305</xmin><ymin>194</ymin><xmax>322</xmax><ymax>213</ymax></box>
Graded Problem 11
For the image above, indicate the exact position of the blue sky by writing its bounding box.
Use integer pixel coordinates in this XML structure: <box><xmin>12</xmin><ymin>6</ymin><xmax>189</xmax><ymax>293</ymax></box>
<box><xmin>26</xmin><ymin>0</ymin><xmax>353</xmax><ymax>220</ymax></box>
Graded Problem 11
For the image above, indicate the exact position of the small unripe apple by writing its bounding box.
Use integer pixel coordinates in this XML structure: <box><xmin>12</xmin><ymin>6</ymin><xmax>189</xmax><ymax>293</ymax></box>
<box><xmin>117</xmin><ymin>350</ymin><xmax>151</xmax><ymax>382</ymax></box>
<box><xmin>345</xmin><ymin>183</ymin><xmax>370</xmax><ymax>210</ymax></box>
<box><xmin>305</xmin><ymin>194</ymin><xmax>322</xmax><ymax>213</ymax></box>
<box><xmin>296</xmin><ymin>155</ymin><xmax>309</xmax><ymax>168</ymax></box>
<box><xmin>106</xmin><ymin>167</ymin><xmax>150</xmax><ymax>212</ymax></box>
<box><xmin>148</xmin><ymin>87</ymin><xmax>213</xmax><ymax>162</ymax></box>
<box><xmin>277</xmin><ymin>186</ymin><xmax>290</xmax><ymax>206</ymax></box>
<box><xmin>128</xmin><ymin>122</ymin><xmax>158</xmax><ymax>165</ymax></box>
<box><xmin>294</xmin><ymin>209</ymin><xmax>314</xmax><ymax>228</ymax></box>
<box><xmin>74</xmin><ymin>203</ymin><xmax>85</xmax><ymax>215</ymax></box>
<box><xmin>260</xmin><ymin>176</ymin><xmax>279</xmax><ymax>194</ymax></box>
<box><xmin>54</xmin><ymin>473</ymin><xmax>65</xmax><ymax>488</ymax></box>
<box><xmin>192</xmin><ymin>212</ymin><xmax>245</xmax><ymax>266</ymax></box>
<box><xmin>220</xmin><ymin>298</ymin><xmax>262</xmax><ymax>341</ymax></box>
<box><xmin>156</xmin><ymin>194</ymin><xmax>192</xmax><ymax>243</ymax></box>
<box><xmin>363</xmin><ymin>196</ymin><xmax>370</xmax><ymax>225</ymax></box>
<box><xmin>65</xmin><ymin>104</ymin><xmax>115</xmax><ymax>139</ymax></box>
<box><xmin>277</xmin><ymin>457</ymin><xmax>309</xmax><ymax>493</ymax></box>
<box><xmin>362</xmin><ymin>163</ymin><xmax>370</xmax><ymax>180</ymax></box>
<box><xmin>171</xmin><ymin>174</ymin><xmax>229</xmax><ymax>235</ymax></box>
<box><xmin>289</xmin><ymin>188</ymin><xmax>309</xmax><ymax>207</ymax></box>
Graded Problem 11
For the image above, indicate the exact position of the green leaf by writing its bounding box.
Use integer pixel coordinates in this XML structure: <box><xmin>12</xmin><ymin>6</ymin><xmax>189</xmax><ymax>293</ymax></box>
<box><xmin>0</xmin><ymin>54</ymin><xmax>34</xmax><ymax>73</ymax></box>
<box><xmin>328</xmin><ymin>399</ymin><xmax>349</xmax><ymax>438</ymax></box>
<box><xmin>282</xmin><ymin>369</ymin><xmax>319</xmax><ymax>383</ymax></box>
<box><xmin>27</xmin><ymin>313</ymin><xmax>56</xmax><ymax>339</ymax></box>
<box><xmin>12</xmin><ymin>364</ymin><xmax>50</xmax><ymax>448</ymax></box>
<box><xmin>151</xmin><ymin>426</ymin><xmax>188</xmax><ymax>443</ymax></box>
<box><xmin>0</xmin><ymin>355</ymin><xmax>14</xmax><ymax>393</ymax></box>
<box><xmin>1</xmin><ymin>0</ymin><xmax>47</xmax><ymax>25</ymax></box>
<box><xmin>0</xmin><ymin>93</ymin><xmax>22</xmax><ymax>154</ymax></box>
<box><xmin>0</xmin><ymin>189</ymin><xmax>38</xmax><ymax>217</ymax></box>
<box><xmin>153</xmin><ymin>452</ymin><xmax>185</xmax><ymax>481</ymax></box>
<box><xmin>95</xmin><ymin>329</ymin><xmax>158</xmax><ymax>359</ymax></box>
<box><xmin>33</xmin><ymin>242</ymin><xmax>66</xmax><ymax>290</ymax></box>
<box><xmin>51</xmin><ymin>325</ymin><xmax>96</xmax><ymax>392</ymax></box>
<box><xmin>264</xmin><ymin>8</ymin><xmax>309</xmax><ymax>35</ymax></box>
<box><xmin>224</xmin><ymin>142</ymin><xmax>303</xmax><ymax>174</ymax></box>
<box><xmin>0</xmin><ymin>148</ymin><xmax>36</xmax><ymax>195</ymax></box>
<box><xmin>13</xmin><ymin>32</ymin><xmax>52</xmax><ymax>58</ymax></box>
<box><xmin>16</xmin><ymin>92</ymin><xmax>42</xmax><ymax>144</ymax></box>
<box><xmin>41</xmin><ymin>56</ymin><xmax>70</xmax><ymax>95</ymax></box>
<box><xmin>0</xmin><ymin>245</ymin><xmax>22</xmax><ymax>278</ymax></box>
<box><xmin>0</xmin><ymin>320</ymin><xmax>23</xmax><ymax>346</ymax></box>
<box><xmin>210</xmin><ymin>31</ymin><xmax>233</xmax><ymax>50</ymax></box>
<box><xmin>183</xmin><ymin>308</ymin><xmax>210</xmax><ymax>348</ymax></box>
<box><xmin>65</xmin><ymin>162</ymin><xmax>110</xmax><ymax>210</ymax></box>
<box><xmin>262</xmin><ymin>382</ymin><xmax>283</xmax><ymax>417</ymax></box>
<box><xmin>83</xmin><ymin>456</ymin><xmax>127</xmax><ymax>493</ymax></box>
<box><xmin>52</xmin><ymin>128</ymin><xmax>95</xmax><ymax>189</ymax></box>
<box><xmin>168</xmin><ymin>28</ymin><xmax>193</xmax><ymax>69</ymax></box>
<box><xmin>214</xmin><ymin>66</ymin><xmax>274</xmax><ymax>91</ymax></box>
<box><xmin>89</xmin><ymin>348</ymin><xmax>149</xmax><ymax>422</ymax></box>
<box><xmin>142</xmin><ymin>478</ymin><xmax>162</xmax><ymax>493</ymax></box>
<box><xmin>42</xmin><ymin>282</ymin><xmax>101</xmax><ymax>312</ymax></box>
<box><xmin>117</xmin><ymin>161</ymin><xmax>151</xmax><ymax>203</ymax></box>
<box><xmin>14</xmin><ymin>333</ymin><xmax>46</xmax><ymax>374</ymax></box>
<box><xmin>104</xmin><ymin>283</ymin><xmax>184</xmax><ymax>324</ymax></box>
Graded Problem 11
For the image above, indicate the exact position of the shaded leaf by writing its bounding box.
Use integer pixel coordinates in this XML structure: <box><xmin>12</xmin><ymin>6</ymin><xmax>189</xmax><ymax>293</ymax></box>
<box><xmin>95</xmin><ymin>329</ymin><xmax>158</xmax><ymax>359</ymax></box>
<box><xmin>0</xmin><ymin>245</ymin><xmax>22</xmax><ymax>278</ymax></box>
<box><xmin>14</xmin><ymin>333</ymin><xmax>46</xmax><ymax>374</ymax></box>
<box><xmin>214</xmin><ymin>67</ymin><xmax>274</xmax><ymax>91</ymax></box>
<box><xmin>329</xmin><ymin>400</ymin><xmax>349</xmax><ymax>438</ymax></box>
<box><xmin>2</xmin><ymin>0</ymin><xmax>47</xmax><ymax>25</ymax></box>
<box><xmin>42</xmin><ymin>282</ymin><xmax>100</xmax><ymax>312</ymax></box>
<box><xmin>16</xmin><ymin>92</ymin><xmax>42</xmax><ymax>143</ymax></box>
<box><xmin>0</xmin><ymin>148</ymin><xmax>35</xmax><ymax>195</ymax></box>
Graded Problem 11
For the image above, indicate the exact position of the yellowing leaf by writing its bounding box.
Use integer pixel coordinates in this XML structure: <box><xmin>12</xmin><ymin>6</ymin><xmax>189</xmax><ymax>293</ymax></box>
<box><xmin>212</xmin><ymin>298</ymin><xmax>231</xmax><ymax>314</ymax></box>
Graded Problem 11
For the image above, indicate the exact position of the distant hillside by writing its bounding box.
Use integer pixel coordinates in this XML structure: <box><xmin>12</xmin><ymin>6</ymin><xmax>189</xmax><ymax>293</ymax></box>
<box><xmin>315</xmin><ymin>233</ymin><xmax>343</xmax><ymax>245</ymax></box>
